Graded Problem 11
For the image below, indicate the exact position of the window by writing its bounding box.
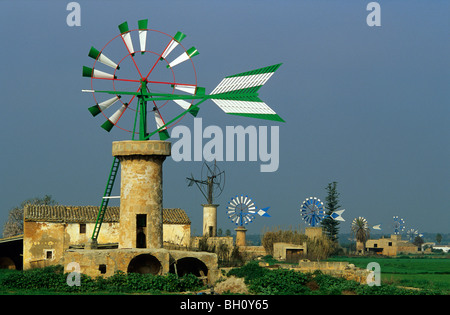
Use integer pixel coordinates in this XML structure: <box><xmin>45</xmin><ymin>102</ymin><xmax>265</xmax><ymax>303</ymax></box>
<box><xmin>374</xmin><ymin>244</ymin><xmax>378</xmax><ymax>248</ymax></box>
<box><xmin>136</xmin><ymin>214</ymin><xmax>147</xmax><ymax>248</ymax></box>
<box><xmin>45</xmin><ymin>250</ymin><xmax>53</xmax><ymax>259</ymax></box>
<box><xmin>388</xmin><ymin>242</ymin><xmax>392</xmax><ymax>246</ymax></box>
<box><xmin>137</xmin><ymin>214</ymin><xmax>147</xmax><ymax>228</ymax></box>
<box><xmin>79</xmin><ymin>223</ymin><xmax>86</xmax><ymax>234</ymax></box>
<box><xmin>99</xmin><ymin>264</ymin><xmax>107</xmax><ymax>274</ymax></box>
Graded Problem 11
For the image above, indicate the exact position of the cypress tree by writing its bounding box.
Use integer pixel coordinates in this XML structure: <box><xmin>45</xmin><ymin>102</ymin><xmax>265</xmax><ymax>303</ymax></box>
<box><xmin>321</xmin><ymin>182</ymin><xmax>341</xmax><ymax>242</ymax></box>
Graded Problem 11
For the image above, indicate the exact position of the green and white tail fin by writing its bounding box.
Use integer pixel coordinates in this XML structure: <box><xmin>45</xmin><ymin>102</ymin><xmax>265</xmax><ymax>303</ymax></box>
<box><xmin>210</xmin><ymin>64</ymin><xmax>284</xmax><ymax>122</ymax></box>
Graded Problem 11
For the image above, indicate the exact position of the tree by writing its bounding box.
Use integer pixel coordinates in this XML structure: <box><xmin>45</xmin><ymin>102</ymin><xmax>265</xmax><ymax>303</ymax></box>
<box><xmin>351</xmin><ymin>217</ymin><xmax>370</xmax><ymax>253</ymax></box>
<box><xmin>413</xmin><ymin>236</ymin><xmax>424</xmax><ymax>251</ymax></box>
<box><xmin>436</xmin><ymin>233</ymin><xmax>442</xmax><ymax>244</ymax></box>
<box><xmin>2</xmin><ymin>195</ymin><xmax>58</xmax><ymax>238</ymax></box>
<box><xmin>320</xmin><ymin>182</ymin><xmax>341</xmax><ymax>242</ymax></box>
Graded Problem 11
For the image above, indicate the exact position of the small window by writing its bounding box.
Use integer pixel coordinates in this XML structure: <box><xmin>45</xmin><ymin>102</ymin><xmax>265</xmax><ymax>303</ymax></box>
<box><xmin>137</xmin><ymin>214</ymin><xmax>147</xmax><ymax>228</ymax></box>
<box><xmin>46</xmin><ymin>250</ymin><xmax>53</xmax><ymax>259</ymax></box>
<box><xmin>99</xmin><ymin>264</ymin><xmax>107</xmax><ymax>274</ymax></box>
<box><xmin>388</xmin><ymin>242</ymin><xmax>392</xmax><ymax>246</ymax></box>
<box><xmin>80</xmin><ymin>223</ymin><xmax>86</xmax><ymax>234</ymax></box>
<box><xmin>374</xmin><ymin>244</ymin><xmax>378</xmax><ymax>248</ymax></box>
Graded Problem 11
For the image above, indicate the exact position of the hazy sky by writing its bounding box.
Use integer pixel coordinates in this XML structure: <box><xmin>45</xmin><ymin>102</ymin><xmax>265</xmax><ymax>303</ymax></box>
<box><xmin>0</xmin><ymin>0</ymin><xmax>449</xmax><ymax>237</ymax></box>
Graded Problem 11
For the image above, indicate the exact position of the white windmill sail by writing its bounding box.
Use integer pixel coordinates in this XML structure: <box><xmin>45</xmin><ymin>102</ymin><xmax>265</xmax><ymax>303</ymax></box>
<box><xmin>160</xmin><ymin>31</ymin><xmax>186</xmax><ymax>60</ymax></box>
<box><xmin>88</xmin><ymin>47</ymin><xmax>119</xmax><ymax>69</ymax></box>
<box><xmin>118</xmin><ymin>21</ymin><xmax>135</xmax><ymax>55</ymax></box>
<box><xmin>138</xmin><ymin>19</ymin><xmax>148</xmax><ymax>54</ymax></box>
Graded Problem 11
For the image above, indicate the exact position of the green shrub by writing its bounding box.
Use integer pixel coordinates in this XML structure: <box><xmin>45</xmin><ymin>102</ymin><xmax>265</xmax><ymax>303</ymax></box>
<box><xmin>0</xmin><ymin>266</ymin><xmax>204</xmax><ymax>293</ymax></box>
<box><xmin>249</xmin><ymin>268</ymin><xmax>310</xmax><ymax>294</ymax></box>
<box><xmin>226</xmin><ymin>261</ymin><xmax>268</xmax><ymax>283</ymax></box>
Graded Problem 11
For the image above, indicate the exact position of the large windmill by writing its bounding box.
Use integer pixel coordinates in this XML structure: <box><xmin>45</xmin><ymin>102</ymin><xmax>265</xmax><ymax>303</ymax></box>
<box><xmin>82</xmin><ymin>19</ymin><xmax>284</xmax><ymax>242</ymax></box>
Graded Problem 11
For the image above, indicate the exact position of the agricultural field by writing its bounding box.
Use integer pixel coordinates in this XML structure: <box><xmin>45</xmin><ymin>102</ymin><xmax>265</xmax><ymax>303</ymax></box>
<box><xmin>327</xmin><ymin>256</ymin><xmax>450</xmax><ymax>293</ymax></box>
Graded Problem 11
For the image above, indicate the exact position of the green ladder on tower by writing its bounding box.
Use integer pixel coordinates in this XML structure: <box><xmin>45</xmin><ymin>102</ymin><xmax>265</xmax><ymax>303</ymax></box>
<box><xmin>91</xmin><ymin>157</ymin><xmax>120</xmax><ymax>242</ymax></box>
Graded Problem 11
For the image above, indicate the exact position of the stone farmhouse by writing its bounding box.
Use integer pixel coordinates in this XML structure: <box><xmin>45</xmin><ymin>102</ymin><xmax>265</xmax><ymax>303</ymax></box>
<box><xmin>22</xmin><ymin>205</ymin><xmax>191</xmax><ymax>270</ymax></box>
<box><xmin>358</xmin><ymin>234</ymin><xmax>420</xmax><ymax>256</ymax></box>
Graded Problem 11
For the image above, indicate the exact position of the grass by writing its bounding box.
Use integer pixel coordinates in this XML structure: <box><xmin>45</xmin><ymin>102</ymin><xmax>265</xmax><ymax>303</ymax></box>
<box><xmin>326</xmin><ymin>256</ymin><xmax>450</xmax><ymax>293</ymax></box>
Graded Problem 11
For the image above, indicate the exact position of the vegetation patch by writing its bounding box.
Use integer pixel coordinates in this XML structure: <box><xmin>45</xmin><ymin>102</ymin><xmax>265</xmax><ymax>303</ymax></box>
<box><xmin>0</xmin><ymin>266</ymin><xmax>204</xmax><ymax>294</ymax></box>
<box><xmin>226</xmin><ymin>261</ymin><xmax>444</xmax><ymax>295</ymax></box>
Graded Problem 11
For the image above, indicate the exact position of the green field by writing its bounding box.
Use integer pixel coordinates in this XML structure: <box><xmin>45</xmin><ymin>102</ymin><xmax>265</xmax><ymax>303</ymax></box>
<box><xmin>327</xmin><ymin>256</ymin><xmax>450</xmax><ymax>293</ymax></box>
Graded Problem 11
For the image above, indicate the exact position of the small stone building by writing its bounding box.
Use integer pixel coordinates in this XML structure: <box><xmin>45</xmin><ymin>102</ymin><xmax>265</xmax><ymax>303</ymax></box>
<box><xmin>23</xmin><ymin>205</ymin><xmax>191</xmax><ymax>269</ymax></box>
<box><xmin>365</xmin><ymin>234</ymin><xmax>420</xmax><ymax>256</ymax></box>
<box><xmin>273</xmin><ymin>242</ymin><xmax>307</xmax><ymax>262</ymax></box>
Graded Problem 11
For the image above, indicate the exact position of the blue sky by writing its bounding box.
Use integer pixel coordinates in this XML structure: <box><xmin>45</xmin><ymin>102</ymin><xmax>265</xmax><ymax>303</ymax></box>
<box><xmin>0</xmin><ymin>0</ymin><xmax>449</xmax><ymax>237</ymax></box>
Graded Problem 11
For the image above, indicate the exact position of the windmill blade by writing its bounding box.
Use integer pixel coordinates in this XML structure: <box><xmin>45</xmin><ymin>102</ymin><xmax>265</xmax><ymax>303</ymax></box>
<box><xmin>154</xmin><ymin>110</ymin><xmax>170</xmax><ymax>140</ymax></box>
<box><xmin>118</xmin><ymin>21</ymin><xmax>135</xmax><ymax>55</ymax></box>
<box><xmin>88</xmin><ymin>47</ymin><xmax>119</xmax><ymax>69</ymax></box>
<box><xmin>160</xmin><ymin>31</ymin><xmax>186</xmax><ymax>60</ymax></box>
<box><xmin>82</xmin><ymin>66</ymin><xmax>117</xmax><ymax>79</ymax></box>
<box><xmin>101</xmin><ymin>103</ymin><xmax>128</xmax><ymax>132</ymax></box>
<box><xmin>138</xmin><ymin>19</ymin><xmax>148</xmax><ymax>54</ymax></box>
<box><xmin>172</xmin><ymin>99</ymin><xmax>200</xmax><ymax>117</ymax></box>
<box><xmin>88</xmin><ymin>96</ymin><xmax>121</xmax><ymax>117</ymax></box>
<box><xmin>167</xmin><ymin>47</ymin><xmax>199</xmax><ymax>68</ymax></box>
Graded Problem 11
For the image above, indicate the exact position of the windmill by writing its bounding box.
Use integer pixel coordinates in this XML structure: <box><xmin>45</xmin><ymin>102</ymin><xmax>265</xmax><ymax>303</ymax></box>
<box><xmin>82</xmin><ymin>19</ymin><xmax>284</xmax><ymax>242</ymax></box>
<box><xmin>406</xmin><ymin>228</ymin><xmax>422</xmax><ymax>243</ymax></box>
<box><xmin>226</xmin><ymin>194</ymin><xmax>271</xmax><ymax>227</ymax></box>
<box><xmin>299</xmin><ymin>197</ymin><xmax>345</xmax><ymax>227</ymax></box>
<box><xmin>186</xmin><ymin>160</ymin><xmax>225</xmax><ymax>205</ymax></box>
<box><xmin>186</xmin><ymin>160</ymin><xmax>225</xmax><ymax>237</ymax></box>
<box><xmin>393</xmin><ymin>216</ymin><xmax>405</xmax><ymax>235</ymax></box>
<box><xmin>226</xmin><ymin>194</ymin><xmax>271</xmax><ymax>246</ymax></box>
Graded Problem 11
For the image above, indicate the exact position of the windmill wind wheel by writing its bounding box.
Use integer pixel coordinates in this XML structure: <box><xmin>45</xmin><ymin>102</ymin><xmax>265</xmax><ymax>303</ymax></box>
<box><xmin>393</xmin><ymin>216</ymin><xmax>405</xmax><ymax>235</ymax></box>
<box><xmin>299</xmin><ymin>197</ymin><xmax>345</xmax><ymax>227</ymax></box>
<box><xmin>82</xmin><ymin>19</ymin><xmax>284</xmax><ymax>141</ymax></box>
<box><xmin>226</xmin><ymin>195</ymin><xmax>270</xmax><ymax>226</ymax></box>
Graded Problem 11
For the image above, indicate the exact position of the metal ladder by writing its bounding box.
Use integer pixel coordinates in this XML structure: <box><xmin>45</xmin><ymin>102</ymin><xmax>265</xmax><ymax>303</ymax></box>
<box><xmin>91</xmin><ymin>157</ymin><xmax>120</xmax><ymax>242</ymax></box>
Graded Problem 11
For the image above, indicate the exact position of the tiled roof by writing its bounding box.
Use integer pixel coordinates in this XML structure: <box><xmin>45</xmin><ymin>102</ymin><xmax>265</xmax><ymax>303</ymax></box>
<box><xmin>163</xmin><ymin>208</ymin><xmax>191</xmax><ymax>225</ymax></box>
<box><xmin>24</xmin><ymin>205</ymin><xmax>191</xmax><ymax>225</ymax></box>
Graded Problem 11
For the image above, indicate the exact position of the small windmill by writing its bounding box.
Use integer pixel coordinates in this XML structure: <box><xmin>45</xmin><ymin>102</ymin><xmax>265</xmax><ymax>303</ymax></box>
<box><xmin>226</xmin><ymin>194</ymin><xmax>271</xmax><ymax>247</ymax></box>
<box><xmin>406</xmin><ymin>228</ymin><xmax>422</xmax><ymax>243</ymax></box>
<box><xmin>393</xmin><ymin>216</ymin><xmax>405</xmax><ymax>235</ymax></box>
<box><xmin>186</xmin><ymin>160</ymin><xmax>225</xmax><ymax>236</ymax></box>
<box><xmin>226</xmin><ymin>194</ymin><xmax>271</xmax><ymax>226</ymax></box>
<box><xmin>299</xmin><ymin>197</ymin><xmax>345</xmax><ymax>227</ymax></box>
<box><xmin>186</xmin><ymin>160</ymin><xmax>225</xmax><ymax>205</ymax></box>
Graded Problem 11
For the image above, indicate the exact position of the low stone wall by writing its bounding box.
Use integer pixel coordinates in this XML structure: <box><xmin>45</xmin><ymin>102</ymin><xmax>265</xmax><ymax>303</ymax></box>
<box><xmin>63</xmin><ymin>247</ymin><xmax>219</xmax><ymax>284</ymax></box>
<box><xmin>295</xmin><ymin>261</ymin><xmax>370</xmax><ymax>283</ymax></box>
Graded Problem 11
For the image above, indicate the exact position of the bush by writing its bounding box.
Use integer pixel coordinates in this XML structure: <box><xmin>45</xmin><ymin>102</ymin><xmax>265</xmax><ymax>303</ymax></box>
<box><xmin>226</xmin><ymin>261</ymin><xmax>267</xmax><ymax>283</ymax></box>
<box><xmin>0</xmin><ymin>266</ymin><xmax>204</xmax><ymax>293</ymax></box>
<box><xmin>249</xmin><ymin>268</ymin><xmax>310</xmax><ymax>294</ymax></box>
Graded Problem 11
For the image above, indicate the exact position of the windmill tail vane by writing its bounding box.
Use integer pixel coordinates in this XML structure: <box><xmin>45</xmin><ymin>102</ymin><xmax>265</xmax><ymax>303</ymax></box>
<box><xmin>257</xmin><ymin>207</ymin><xmax>271</xmax><ymax>217</ymax></box>
<box><xmin>329</xmin><ymin>209</ymin><xmax>345</xmax><ymax>222</ymax></box>
<box><xmin>209</xmin><ymin>63</ymin><xmax>285</xmax><ymax>123</ymax></box>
